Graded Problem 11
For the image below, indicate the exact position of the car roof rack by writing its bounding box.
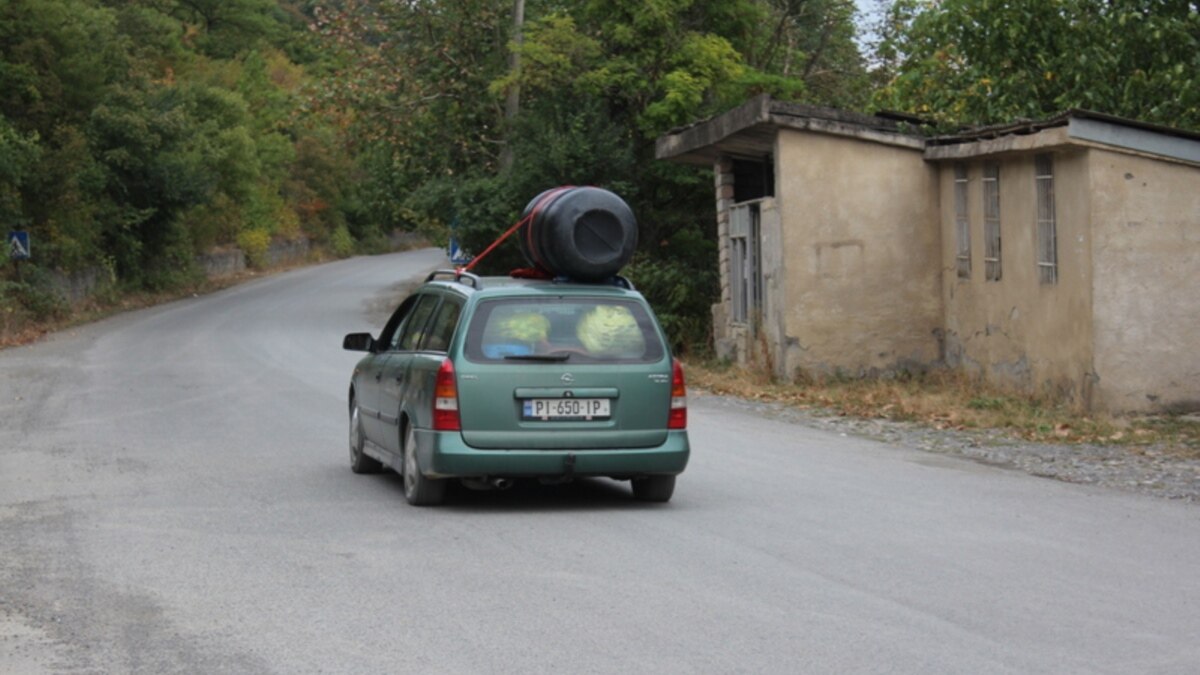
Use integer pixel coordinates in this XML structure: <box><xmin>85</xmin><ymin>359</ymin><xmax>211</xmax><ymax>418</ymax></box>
<box><xmin>425</xmin><ymin>268</ymin><xmax>634</xmax><ymax>292</ymax></box>
<box><xmin>425</xmin><ymin>268</ymin><xmax>482</xmax><ymax>288</ymax></box>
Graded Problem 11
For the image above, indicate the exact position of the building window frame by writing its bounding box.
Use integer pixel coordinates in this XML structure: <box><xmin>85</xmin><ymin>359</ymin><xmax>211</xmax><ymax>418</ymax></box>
<box><xmin>954</xmin><ymin>163</ymin><xmax>971</xmax><ymax>279</ymax></box>
<box><xmin>982</xmin><ymin>162</ymin><xmax>1002</xmax><ymax>281</ymax></box>
<box><xmin>1035</xmin><ymin>154</ymin><xmax>1058</xmax><ymax>285</ymax></box>
<box><xmin>729</xmin><ymin>200</ymin><xmax>763</xmax><ymax>325</ymax></box>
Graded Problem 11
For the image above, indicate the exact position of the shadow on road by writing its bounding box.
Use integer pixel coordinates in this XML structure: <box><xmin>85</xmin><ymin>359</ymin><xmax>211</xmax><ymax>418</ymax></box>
<box><xmin>367</xmin><ymin>472</ymin><xmax>668</xmax><ymax>513</ymax></box>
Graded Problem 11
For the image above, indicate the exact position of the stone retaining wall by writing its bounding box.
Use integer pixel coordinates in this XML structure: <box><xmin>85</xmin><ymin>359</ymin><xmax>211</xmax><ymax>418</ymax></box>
<box><xmin>39</xmin><ymin>231</ymin><xmax>423</xmax><ymax>307</ymax></box>
<box><xmin>196</xmin><ymin>249</ymin><xmax>246</xmax><ymax>278</ymax></box>
<box><xmin>47</xmin><ymin>268</ymin><xmax>106</xmax><ymax>305</ymax></box>
<box><xmin>264</xmin><ymin>238</ymin><xmax>310</xmax><ymax>268</ymax></box>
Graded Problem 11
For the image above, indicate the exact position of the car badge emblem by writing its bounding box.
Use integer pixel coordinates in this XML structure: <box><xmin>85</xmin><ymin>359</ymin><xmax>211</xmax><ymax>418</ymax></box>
<box><xmin>561</xmin><ymin>373</ymin><xmax>575</xmax><ymax>383</ymax></box>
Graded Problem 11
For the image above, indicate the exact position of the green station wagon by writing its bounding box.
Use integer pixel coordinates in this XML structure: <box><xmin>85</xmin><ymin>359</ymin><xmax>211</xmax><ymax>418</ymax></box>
<box><xmin>343</xmin><ymin>269</ymin><xmax>690</xmax><ymax>505</ymax></box>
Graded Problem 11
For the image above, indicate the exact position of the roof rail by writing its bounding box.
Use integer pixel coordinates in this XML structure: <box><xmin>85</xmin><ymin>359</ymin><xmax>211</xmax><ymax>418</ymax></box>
<box><xmin>611</xmin><ymin>275</ymin><xmax>635</xmax><ymax>290</ymax></box>
<box><xmin>425</xmin><ymin>268</ymin><xmax>482</xmax><ymax>289</ymax></box>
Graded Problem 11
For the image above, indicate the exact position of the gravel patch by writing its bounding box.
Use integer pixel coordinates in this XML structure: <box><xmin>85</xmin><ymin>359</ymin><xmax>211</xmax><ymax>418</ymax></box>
<box><xmin>696</xmin><ymin>392</ymin><xmax>1200</xmax><ymax>503</ymax></box>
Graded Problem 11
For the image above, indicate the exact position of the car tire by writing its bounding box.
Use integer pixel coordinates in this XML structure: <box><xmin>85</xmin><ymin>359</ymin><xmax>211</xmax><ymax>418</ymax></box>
<box><xmin>349</xmin><ymin>402</ymin><xmax>382</xmax><ymax>474</ymax></box>
<box><xmin>403</xmin><ymin>423</ymin><xmax>446</xmax><ymax>506</ymax></box>
<box><xmin>631</xmin><ymin>475</ymin><xmax>675</xmax><ymax>502</ymax></box>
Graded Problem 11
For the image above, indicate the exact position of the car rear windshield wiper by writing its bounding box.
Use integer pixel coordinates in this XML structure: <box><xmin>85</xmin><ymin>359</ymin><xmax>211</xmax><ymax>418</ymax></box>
<box><xmin>503</xmin><ymin>352</ymin><xmax>571</xmax><ymax>362</ymax></box>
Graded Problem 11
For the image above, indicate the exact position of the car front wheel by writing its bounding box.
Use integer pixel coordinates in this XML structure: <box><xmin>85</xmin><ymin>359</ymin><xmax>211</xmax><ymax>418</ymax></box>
<box><xmin>403</xmin><ymin>423</ymin><xmax>446</xmax><ymax>506</ymax></box>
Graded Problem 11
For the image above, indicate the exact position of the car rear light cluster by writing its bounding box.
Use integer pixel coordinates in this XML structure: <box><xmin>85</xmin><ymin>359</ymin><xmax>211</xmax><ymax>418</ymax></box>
<box><xmin>668</xmin><ymin>359</ymin><xmax>687</xmax><ymax>430</ymax></box>
<box><xmin>433</xmin><ymin>359</ymin><xmax>461</xmax><ymax>431</ymax></box>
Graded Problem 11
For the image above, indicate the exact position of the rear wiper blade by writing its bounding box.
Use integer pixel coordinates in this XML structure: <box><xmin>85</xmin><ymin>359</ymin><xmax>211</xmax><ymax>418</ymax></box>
<box><xmin>503</xmin><ymin>352</ymin><xmax>571</xmax><ymax>362</ymax></box>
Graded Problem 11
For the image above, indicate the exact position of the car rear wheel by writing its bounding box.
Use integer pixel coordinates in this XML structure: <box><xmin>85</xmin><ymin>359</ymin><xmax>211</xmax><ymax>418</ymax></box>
<box><xmin>631</xmin><ymin>475</ymin><xmax>675</xmax><ymax>502</ymax></box>
<box><xmin>403</xmin><ymin>423</ymin><xmax>446</xmax><ymax>506</ymax></box>
<box><xmin>349</xmin><ymin>403</ymin><xmax>382</xmax><ymax>474</ymax></box>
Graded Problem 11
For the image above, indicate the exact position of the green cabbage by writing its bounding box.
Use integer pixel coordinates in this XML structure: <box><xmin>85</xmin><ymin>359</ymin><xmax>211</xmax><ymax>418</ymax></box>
<box><xmin>577</xmin><ymin>305</ymin><xmax>644</xmax><ymax>356</ymax></box>
<box><xmin>493</xmin><ymin>312</ymin><xmax>550</xmax><ymax>343</ymax></box>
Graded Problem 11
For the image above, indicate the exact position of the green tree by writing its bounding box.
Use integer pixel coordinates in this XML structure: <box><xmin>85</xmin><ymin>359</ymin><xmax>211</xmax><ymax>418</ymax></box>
<box><xmin>160</xmin><ymin>0</ymin><xmax>286</xmax><ymax>58</ymax></box>
<box><xmin>311</xmin><ymin>0</ymin><xmax>869</xmax><ymax>352</ymax></box>
<box><xmin>875</xmin><ymin>0</ymin><xmax>1200</xmax><ymax>130</ymax></box>
<box><xmin>743</xmin><ymin>0</ymin><xmax>871</xmax><ymax>108</ymax></box>
<box><xmin>0</xmin><ymin>0</ymin><xmax>362</xmax><ymax>299</ymax></box>
<box><xmin>0</xmin><ymin>0</ymin><xmax>128</xmax><ymax>272</ymax></box>
<box><xmin>480</xmin><ymin>0</ymin><xmax>820</xmax><ymax>349</ymax></box>
<box><xmin>310</xmin><ymin>0</ymin><xmax>514</xmax><ymax>240</ymax></box>
<box><xmin>0</xmin><ymin>115</ymin><xmax>39</xmax><ymax>228</ymax></box>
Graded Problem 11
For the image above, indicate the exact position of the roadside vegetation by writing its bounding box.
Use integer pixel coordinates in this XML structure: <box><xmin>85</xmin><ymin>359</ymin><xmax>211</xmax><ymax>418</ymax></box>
<box><xmin>0</xmin><ymin>243</ymin><xmax>404</xmax><ymax>349</ymax></box>
<box><xmin>0</xmin><ymin>0</ymin><xmax>386</xmax><ymax>343</ymax></box>
<box><xmin>2</xmin><ymin>270</ymin><xmax>234</xmax><ymax>349</ymax></box>
<box><xmin>1</xmin><ymin>0</ymin><xmax>874</xmax><ymax>346</ymax></box>
<box><xmin>2</xmin><ymin>0</ymin><xmax>1197</xmax><ymax>444</ymax></box>
<box><xmin>687</xmin><ymin>359</ymin><xmax>1200</xmax><ymax>456</ymax></box>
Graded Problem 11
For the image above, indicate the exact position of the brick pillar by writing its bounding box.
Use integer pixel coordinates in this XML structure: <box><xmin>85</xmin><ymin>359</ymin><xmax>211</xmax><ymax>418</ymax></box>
<box><xmin>715</xmin><ymin>156</ymin><xmax>735</xmax><ymax>306</ymax></box>
<box><xmin>712</xmin><ymin>156</ymin><xmax>736</xmax><ymax>360</ymax></box>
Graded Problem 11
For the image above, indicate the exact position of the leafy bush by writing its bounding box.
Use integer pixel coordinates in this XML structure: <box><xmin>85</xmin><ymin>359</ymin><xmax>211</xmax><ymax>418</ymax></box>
<box><xmin>236</xmin><ymin>229</ymin><xmax>271</xmax><ymax>268</ymax></box>
<box><xmin>329</xmin><ymin>224</ymin><xmax>355</xmax><ymax>258</ymax></box>
<box><xmin>0</xmin><ymin>272</ymin><xmax>68</xmax><ymax>324</ymax></box>
<box><xmin>625</xmin><ymin>251</ymin><xmax>717</xmax><ymax>357</ymax></box>
<box><xmin>404</xmin><ymin>174</ymin><xmax>524</xmax><ymax>274</ymax></box>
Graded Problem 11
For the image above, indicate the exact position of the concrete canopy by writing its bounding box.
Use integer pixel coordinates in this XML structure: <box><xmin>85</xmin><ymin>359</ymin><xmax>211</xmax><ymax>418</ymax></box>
<box><xmin>654</xmin><ymin>94</ymin><xmax>925</xmax><ymax>166</ymax></box>
<box><xmin>658</xmin><ymin>95</ymin><xmax>1200</xmax><ymax>168</ymax></box>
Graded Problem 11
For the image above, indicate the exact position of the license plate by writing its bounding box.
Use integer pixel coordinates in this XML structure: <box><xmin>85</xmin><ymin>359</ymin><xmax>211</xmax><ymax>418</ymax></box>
<box><xmin>523</xmin><ymin>398</ymin><xmax>610</xmax><ymax>420</ymax></box>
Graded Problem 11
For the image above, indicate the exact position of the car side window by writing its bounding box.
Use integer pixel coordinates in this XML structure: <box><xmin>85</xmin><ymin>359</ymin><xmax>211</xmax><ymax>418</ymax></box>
<box><xmin>378</xmin><ymin>295</ymin><xmax>418</xmax><ymax>349</ymax></box>
<box><xmin>420</xmin><ymin>298</ymin><xmax>463</xmax><ymax>353</ymax></box>
<box><xmin>395</xmin><ymin>294</ymin><xmax>439</xmax><ymax>351</ymax></box>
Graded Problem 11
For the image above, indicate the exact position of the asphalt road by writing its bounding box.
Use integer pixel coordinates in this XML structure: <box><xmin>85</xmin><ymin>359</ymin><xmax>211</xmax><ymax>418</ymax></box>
<box><xmin>2</xmin><ymin>249</ymin><xmax>1199</xmax><ymax>674</ymax></box>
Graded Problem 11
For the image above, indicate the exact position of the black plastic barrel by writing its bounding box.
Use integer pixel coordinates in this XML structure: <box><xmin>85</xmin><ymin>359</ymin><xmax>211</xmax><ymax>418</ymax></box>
<box><xmin>518</xmin><ymin>186</ymin><xmax>637</xmax><ymax>282</ymax></box>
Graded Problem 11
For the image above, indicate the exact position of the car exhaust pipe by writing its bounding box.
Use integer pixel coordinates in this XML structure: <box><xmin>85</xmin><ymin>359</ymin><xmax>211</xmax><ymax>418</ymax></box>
<box><xmin>490</xmin><ymin>477</ymin><xmax>514</xmax><ymax>490</ymax></box>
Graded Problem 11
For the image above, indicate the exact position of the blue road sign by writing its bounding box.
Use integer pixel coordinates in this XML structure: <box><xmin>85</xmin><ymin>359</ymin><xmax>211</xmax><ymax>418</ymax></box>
<box><xmin>448</xmin><ymin>236</ymin><xmax>473</xmax><ymax>265</ymax></box>
<box><xmin>8</xmin><ymin>231</ymin><xmax>30</xmax><ymax>260</ymax></box>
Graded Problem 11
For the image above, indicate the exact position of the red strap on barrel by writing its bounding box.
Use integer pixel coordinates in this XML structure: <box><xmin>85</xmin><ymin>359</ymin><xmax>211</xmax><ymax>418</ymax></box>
<box><xmin>522</xmin><ymin>186</ymin><xmax>573</xmax><ymax>272</ymax></box>
<box><xmin>459</xmin><ymin>213</ymin><xmax>530</xmax><ymax>274</ymax></box>
<box><xmin>509</xmin><ymin>267</ymin><xmax>553</xmax><ymax>279</ymax></box>
<box><xmin>459</xmin><ymin>186</ymin><xmax>575</xmax><ymax>275</ymax></box>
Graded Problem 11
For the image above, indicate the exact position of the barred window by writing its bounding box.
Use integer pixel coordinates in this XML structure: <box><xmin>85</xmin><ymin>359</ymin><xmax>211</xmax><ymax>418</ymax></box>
<box><xmin>954</xmin><ymin>164</ymin><xmax>970</xmax><ymax>279</ymax></box>
<box><xmin>1035</xmin><ymin>154</ymin><xmax>1058</xmax><ymax>284</ymax></box>
<box><xmin>983</xmin><ymin>163</ymin><xmax>1002</xmax><ymax>281</ymax></box>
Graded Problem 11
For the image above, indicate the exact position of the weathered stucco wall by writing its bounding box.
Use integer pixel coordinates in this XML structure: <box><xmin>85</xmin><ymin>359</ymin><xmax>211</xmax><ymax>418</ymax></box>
<box><xmin>776</xmin><ymin>130</ymin><xmax>942</xmax><ymax>378</ymax></box>
<box><xmin>1089</xmin><ymin>150</ymin><xmax>1200</xmax><ymax>412</ymax></box>
<box><xmin>938</xmin><ymin>150</ymin><xmax>1096</xmax><ymax>405</ymax></box>
<box><xmin>674</xmin><ymin>99</ymin><xmax>1199</xmax><ymax>412</ymax></box>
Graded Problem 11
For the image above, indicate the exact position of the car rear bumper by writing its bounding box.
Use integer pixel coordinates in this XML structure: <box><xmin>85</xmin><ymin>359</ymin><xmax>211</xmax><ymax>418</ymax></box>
<box><xmin>415</xmin><ymin>429</ymin><xmax>690</xmax><ymax>478</ymax></box>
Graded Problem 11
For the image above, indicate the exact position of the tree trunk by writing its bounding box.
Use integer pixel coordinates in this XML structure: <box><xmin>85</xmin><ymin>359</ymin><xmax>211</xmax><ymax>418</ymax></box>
<box><xmin>500</xmin><ymin>0</ymin><xmax>525</xmax><ymax>172</ymax></box>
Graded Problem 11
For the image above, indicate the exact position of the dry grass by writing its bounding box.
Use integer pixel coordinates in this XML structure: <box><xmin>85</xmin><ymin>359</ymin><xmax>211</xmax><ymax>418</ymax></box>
<box><xmin>684</xmin><ymin>359</ymin><xmax>1200</xmax><ymax>458</ymax></box>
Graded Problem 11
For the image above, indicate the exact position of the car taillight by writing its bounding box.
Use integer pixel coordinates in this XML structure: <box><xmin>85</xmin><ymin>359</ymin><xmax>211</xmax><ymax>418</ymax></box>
<box><xmin>668</xmin><ymin>359</ymin><xmax>687</xmax><ymax>430</ymax></box>
<box><xmin>433</xmin><ymin>359</ymin><xmax>460</xmax><ymax>431</ymax></box>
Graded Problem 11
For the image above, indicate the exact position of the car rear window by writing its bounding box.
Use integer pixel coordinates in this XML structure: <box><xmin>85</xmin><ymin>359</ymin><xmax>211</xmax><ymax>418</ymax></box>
<box><xmin>464</xmin><ymin>297</ymin><xmax>666</xmax><ymax>364</ymax></box>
